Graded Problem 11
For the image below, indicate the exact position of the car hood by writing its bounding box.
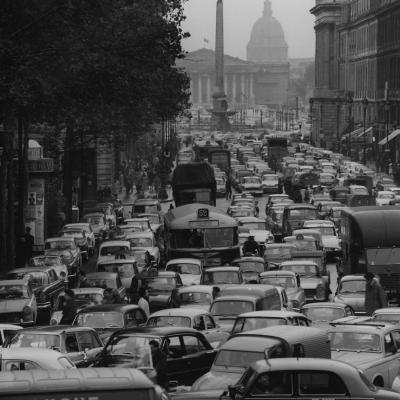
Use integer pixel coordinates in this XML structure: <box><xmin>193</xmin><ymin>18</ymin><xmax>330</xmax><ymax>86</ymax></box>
<box><xmin>180</xmin><ymin>275</ymin><xmax>201</xmax><ymax>286</ymax></box>
<box><xmin>335</xmin><ymin>294</ymin><xmax>365</xmax><ymax>311</ymax></box>
<box><xmin>149</xmin><ymin>293</ymin><xmax>170</xmax><ymax>304</ymax></box>
<box><xmin>331</xmin><ymin>350</ymin><xmax>382</xmax><ymax>368</ymax></box>
<box><xmin>0</xmin><ymin>299</ymin><xmax>29</xmax><ymax>312</ymax></box>
<box><xmin>301</xmin><ymin>278</ymin><xmax>321</xmax><ymax>289</ymax></box>
<box><xmin>172</xmin><ymin>389</ymin><xmax>223</xmax><ymax>400</ymax></box>
<box><xmin>250</xmin><ymin>230</ymin><xmax>270</xmax><ymax>243</ymax></box>
<box><xmin>322</xmin><ymin>236</ymin><xmax>340</xmax><ymax>248</ymax></box>
<box><xmin>192</xmin><ymin>370</ymin><xmax>242</xmax><ymax>392</ymax></box>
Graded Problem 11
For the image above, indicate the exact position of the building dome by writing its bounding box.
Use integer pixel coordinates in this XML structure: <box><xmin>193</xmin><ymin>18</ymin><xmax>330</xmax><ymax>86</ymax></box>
<box><xmin>247</xmin><ymin>0</ymin><xmax>288</xmax><ymax>63</ymax></box>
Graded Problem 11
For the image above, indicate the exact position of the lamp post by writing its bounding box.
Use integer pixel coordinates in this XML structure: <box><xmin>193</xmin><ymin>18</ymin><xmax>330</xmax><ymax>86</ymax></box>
<box><xmin>362</xmin><ymin>97</ymin><xmax>369</xmax><ymax>165</ymax></box>
<box><xmin>260</xmin><ymin>110</ymin><xmax>263</xmax><ymax>128</ymax></box>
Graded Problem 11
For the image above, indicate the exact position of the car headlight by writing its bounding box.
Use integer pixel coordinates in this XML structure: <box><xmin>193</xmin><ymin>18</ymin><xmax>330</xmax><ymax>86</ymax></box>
<box><xmin>22</xmin><ymin>306</ymin><xmax>33</xmax><ymax>322</ymax></box>
<box><xmin>316</xmin><ymin>285</ymin><xmax>325</xmax><ymax>300</ymax></box>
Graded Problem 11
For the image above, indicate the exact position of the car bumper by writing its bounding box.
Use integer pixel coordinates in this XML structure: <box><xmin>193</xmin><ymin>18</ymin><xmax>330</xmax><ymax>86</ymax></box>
<box><xmin>262</xmin><ymin>187</ymin><xmax>279</xmax><ymax>194</ymax></box>
<box><xmin>325</xmin><ymin>248</ymin><xmax>343</xmax><ymax>257</ymax></box>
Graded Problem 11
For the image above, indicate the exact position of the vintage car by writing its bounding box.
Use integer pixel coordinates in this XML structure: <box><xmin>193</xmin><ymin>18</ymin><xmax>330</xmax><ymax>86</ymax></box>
<box><xmin>232</xmin><ymin>257</ymin><xmax>266</xmax><ymax>283</ymax></box>
<box><xmin>137</xmin><ymin>213</ymin><xmax>163</xmax><ymax>232</ymax></box>
<box><xmin>49</xmin><ymin>287</ymin><xmax>105</xmax><ymax>325</ymax></box>
<box><xmin>165</xmin><ymin>258</ymin><xmax>203</xmax><ymax>286</ymax></box>
<box><xmin>190</xmin><ymin>326</ymin><xmax>330</xmax><ymax>395</ymax></box>
<box><xmin>73</xmin><ymin>304</ymin><xmax>148</xmax><ymax>342</ymax></box>
<box><xmin>261</xmin><ymin>173</ymin><xmax>280</xmax><ymax>194</ymax></box>
<box><xmin>0</xmin><ymin>348</ymin><xmax>76</xmax><ymax>370</ymax></box>
<box><xmin>282</xmin><ymin>204</ymin><xmax>318</xmax><ymax>237</ymax></box>
<box><xmin>93</xmin><ymin>327</ymin><xmax>216</xmax><ymax>386</ymax></box>
<box><xmin>200</xmin><ymin>267</ymin><xmax>244</xmax><ymax>289</ymax></box>
<box><xmin>6</xmin><ymin>326</ymin><xmax>103</xmax><ymax>368</ymax></box>
<box><xmin>216</xmin><ymin>177</ymin><xmax>226</xmax><ymax>198</ymax></box>
<box><xmin>97</xmin><ymin>259</ymin><xmax>138</xmax><ymax>289</ymax></box>
<box><xmin>263</xmin><ymin>244</ymin><xmax>295</xmax><ymax>269</ymax></box>
<box><xmin>97</xmin><ymin>240</ymin><xmax>131</xmax><ymax>267</ymax></box>
<box><xmin>59</xmin><ymin>226</ymin><xmax>91</xmax><ymax>261</ymax></box>
<box><xmin>237</xmin><ymin>217</ymin><xmax>274</xmax><ymax>250</ymax></box>
<box><xmin>30</xmin><ymin>255</ymin><xmax>68</xmax><ymax>280</ymax></box>
<box><xmin>279</xmin><ymin>260</ymin><xmax>330</xmax><ymax>302</ymax></box>
<box><xmin>334</xmin><ymin>274</ymin><xmax>366</xmax><ymax>315</ymax></box>
<box><xmin>373</xmin><ymin>307</ymin><xmax>400</xmax><ymax>323</ymax></box>
<box><xmin>230</xmin><ymin>310</ymin><xmax>310</xmax><ymax>336</ymax></box>
<box><xmin>85</xmin><ymin>272</ymin><xmax>127</xmax><ymax>301</ymax></box>
<box><xmin>0</xmin><ymin>324</ymin><xmax>22</xmax><ymax>347</ymax></box>
<box><xmin>82</xmin><ymin>212</ymin><xmax>107</xmax><ymax>243</ymax></box>
<box><xmin>227</xmin><ymin>205</ymin><xmax>253</xmax><ymax>219</ymax></box>
<box><xmin>178</xmin><ymin>285</ymin><xmax>218</xmax><ymax>311</ymax></box>
<box><xmin>44</xmin><ymin>237</ymin><xmax>82</xmax><ymax>282</ymax></box>
<box><xmin>146</xmin><ymin>308</ymin><xmax>229</xmax><ymax>348</ymax></box>
<box><xmin>222</xmin><ymin>358</ymin><xmax>400</xmax><ymax>400</ymax></box>
<box><xmin>291</xmin><ymin>229</ymin><xmax>323</xmax><ymax>250</ymax></box>
<box><xmin>259</xmin><ymin>270</ymin><xmax>306</xmax><ymax>310</ymax></box>
<box><xmin>238</xmin><ymin>176</ymin><xmax>263</xmax><ymax>196</ymax></box>
<box><xmin>125</xmin><ymin>231</ymin><xmax>160</xmax><ymax>263</ymax></box>
<box><xmin>302</xmin><ymin>302</ymin><xmax>354</xmax><ymax>329</ymax></box>
<box><xmin>6</xmin><ymin>267</ymin><xmax>64</xmax><ymax>320</ymax></box>
<box><xmin>328</xmin><ymin>319</ymin><xmax>400</xmax><ymax>387</ymax></box>
<box><xmin>0</xmin><ymin>280</ymin><xmax>37</xmax><ymax>326</ymax></box>
<box><xmin>376</xmin><ymin>190</ymin><xmax>396</xmax><ymax>206</ymax></box>
<box><xmin>62</xmin><ymin>223</ymin><xmax>96</xmax><ymax>256</ymax></box>
<box><xmin>141</xmin><ymin>271</ymin><xmax>183</xmax><ymax>312</ymax></box>
<box><xmin>123</xmin><ymin>218</ymin><xmax>152</xmax><ymax>232</ymax></box>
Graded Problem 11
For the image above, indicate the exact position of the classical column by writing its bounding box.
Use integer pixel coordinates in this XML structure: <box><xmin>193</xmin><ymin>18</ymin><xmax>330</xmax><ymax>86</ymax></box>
<box><xmin>241</xmin><ymin>74</ymin><xmax>246</xmax><ymax>105</ymax></box>
<box><xmin>207</xmin><ymin>76</ymin><xmax>211</xmax><ymax>105</ymax></box>
<box><xmin>232</xmin><ymin>74</ymin><xmax>236</xmax><ymax>105</ymax></box>
<box><xmin>198</xmin><ymin>76</ymin><xmax>203</xmax><ymax>104</ymax></box>
<box><xmin>250</xmin><ymin>73</ymin><xmax>255</xmax><ymax>105</ymax></box>
<box><xmin>190</xmin><ymin>78</ymin><xmax>194</xmax><ymax>105</ymax></box>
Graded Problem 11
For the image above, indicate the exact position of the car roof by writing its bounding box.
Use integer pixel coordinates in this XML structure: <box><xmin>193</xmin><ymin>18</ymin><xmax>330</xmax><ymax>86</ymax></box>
<box><xmin>18</xmin><ymin>325</ymin><xmax>97</xmax><ymax>334</ymax></box>
<box><xmin>99</xmin><ymin>240</ymin><xmax>130</xmax><ymax>247</ymax></box>
<box><xmin>134</xmin><ymin>199</ymin><xmax>160</xmax><ymax>205</ymax></box>
<box><xmin>77</xmin><ymin>304</ymin><xmax>141</xmax><ymax>313</ymax></box>
<box><xmin>46</xmin><ymin>237</ymin><xmax>74</xmax><ymax>242</ymax></box>
<box><xmin>178</xmin><ymin>285</ymin><xmax>214</xmax><ymax>294</ymax></box>
<box><xmin>86</xmin><ymin>272</ymin><xmax>118</xmax><ymax>279</ymax></box>
<box><xmin>340</xmin><ymin>274</ymin><xmax>365</xmax><ymax>282</ymax></box>
<box><xmin>260</xmin><ymin>271</ymin><xmax>296</xmax><ymax>277</ymax></box>
<box><xmin>0</xmin><ymin>347</ymin><xmax>66</xmax><ymax>360</ymax></box>
<box><xmin>109</xmin><ymin>326</ymin><xmax>200</xmax><ymax>336</ymax></box>
<box><xmin>302</xmin><ymin>301</ymin><xmax>349</xmax><ymax>309</ymax></box>
<box><xmin>97</xmin><ymin>259</ymin><xmax>136</xmax><ymax>265</ymax></box>
<box><xmin>280</xmin><ymin>260</ymin><xmax>318</xmax><ymax>266</ymax></box>
<box><xmin>73</xmin><ymin>288</ymin><xmax>104</xmax><ymax>295</ymax></box>
<box><xmin>328</xmin><ymin>319</ymin><xmax>395</xmax><ymax>333</ymax></box>
<box><xmin>233</xmin><ymin>257</ymin><xmax>264</xmax><ymax>263</ymax></box>
<box><xmin>166</xmin><ymin>258</ymin><xmax>202</xmax><ymax>265</ymax></box>
<box><xmin>7</xmin><ymin>266</ymin><xmax>53</xmax><ymax>274</ymax></box>
<box><xmin>204</xmin><ymin>267</ymin><xmax>240</xmax><ymax>272</ymax></box>
<box><xmin>213</xmin><ymin>295</ymin><xmax>260</xmax><ymax>302</ymax></box>
<box><xmin>237</xmin><ymin>217</ymin><xmax>264</xmax><ymax>223</ymax></box>
<box><xmin>149</xmin><ymin>308</ymin><xmax>210</xmax><ymax>318</ymax></box>
<box><xmin>0</xmin><ymin>324</ymin><xmax>23</xmax><ymax>330</ymax></box>
<box><xmin>237</xmin><ymin>310</ymin><xmax>307</xmax><ymax>319</ymax></box>
<box><xmin>234</xmin><ymin>325</ymin><xmax>324</xmax><ymax>341</ymax></box>
<box><xmin>125</xmin><ymin>232</ymin><xmax>154</xmax><ymax>238</ymax></box>
<box><xmin>0</xmin><ymin>280</ymin><xmax>29</xmax><ymax>286</ymax></box>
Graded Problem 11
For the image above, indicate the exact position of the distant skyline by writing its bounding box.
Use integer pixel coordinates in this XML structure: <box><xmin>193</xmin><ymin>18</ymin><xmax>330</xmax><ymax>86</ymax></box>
<box><xmin>182</xmin><ymin>0</ymin><xmax>316</xmax><ymax>60</ymax></box>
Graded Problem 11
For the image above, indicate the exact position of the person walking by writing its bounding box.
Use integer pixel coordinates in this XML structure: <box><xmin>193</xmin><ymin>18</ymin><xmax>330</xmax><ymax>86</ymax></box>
<box><xmin>225</xmin><ymin>176</ymin><xmax>232</xmax><ymax>200</ymax></box>
<box><xmin>364</xmin><ymin>272</ymin><xmax>388</xmax><ymax>316</ymax></box>
<box><xmin>60</xmin><ymin>289</ymin><xmax>78</xmax><ymax>325</ymax></box>
<box><xmin>24</xmin><ymin>226</ymin><xmax>34</xmax><ymax>261</ymax></box>
<box><xmin>138</xmin><ymin>287</ymin><xmax>150</xmax><ymax>317</ymax></box>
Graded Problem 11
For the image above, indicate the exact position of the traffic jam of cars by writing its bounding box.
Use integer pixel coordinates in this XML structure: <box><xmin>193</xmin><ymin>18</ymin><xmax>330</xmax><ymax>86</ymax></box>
<box><xmin>3</xmin><ymin>130</ymin><xmax>400</xmax><ymax>400</ymax></box>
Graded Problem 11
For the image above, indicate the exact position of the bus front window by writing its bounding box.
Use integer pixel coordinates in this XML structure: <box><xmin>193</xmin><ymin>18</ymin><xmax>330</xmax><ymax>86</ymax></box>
<box><xmin>171</xmin><ymin>228</ymin><xmax>236</xmax><ymax>249</ymax></box>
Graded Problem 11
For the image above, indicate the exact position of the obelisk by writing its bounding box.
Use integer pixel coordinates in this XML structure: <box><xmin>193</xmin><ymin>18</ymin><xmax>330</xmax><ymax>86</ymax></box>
<box><xmin>210</xmin><ymin>0</ymin><xmax>233</xmax><ymax>131</ymax></box>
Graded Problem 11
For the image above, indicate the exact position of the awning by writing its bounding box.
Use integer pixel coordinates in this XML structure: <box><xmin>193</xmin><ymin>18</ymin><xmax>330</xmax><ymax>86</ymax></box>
<box><xmin>341</xmin><ymin>127</ymin><xmax>373</xmax><ymax>141</ymax></box>
<box><xmin>378</xmin><ymin>129</ymin><xmax>400</xmax><ymax>146</ymax></box>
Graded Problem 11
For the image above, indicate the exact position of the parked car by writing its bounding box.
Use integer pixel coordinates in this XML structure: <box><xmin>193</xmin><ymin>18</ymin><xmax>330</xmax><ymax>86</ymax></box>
<box><xmin>373</xmin><ymin>307</ymin><xmax>400</xmax><ymax>323</ymax></box>
<box><xmin>223</xmin><ymin>358</ymin><xmax>400</xmax><ymax>400</ymax></box>
<box><xmin>259</xmin><ymin>270</ymin><xmax>306</xmax><ymax>310</ymax></box>
<box><xmin>230</xmin><ymin>310</ymin><xmax>311</xmax><ymax>336</ymax></box>
<box><xmin>0</xmin><ymin>280</ymin><xmax>37</xmax><ymax>326</ymax></box>
<box><xmin>165</xmin><ymin>258</ymin><xmax>203</xmax><ymax>286</ymax></box>
<box><xmin>147</xmin><ymin>308</ymin><xmax>229</xmax><ymax>348</ymax></box>
<box><xmin>6</xmin><ymin>326</ymin><xmax>103</xmax><ymax>367</ymax></box>
<box><xmin>85</xmin><ymin>272</ymin><xmax>127</xmax><ymax>301</ymax></box>
<box><xmin>93</xmin><ymin>327</ymin><xmax>217</xmax><ymax>386</ymax></box>
<box><xmin>178</xmin><ymin>285</ymin><xmax>218</xmax><ymax>311</ymax></box>
<box><xmin>0</xmin><ymin>324</ymin><xmax>22</xmax><ymax>347</ymax></box>
<box><xmin>73</xmin><ymin>304</ymin><xmax>147</xmax><ymax>342</ymax></box>
<box><xmin>0</xmin><ymin>348</ymin><xmax>76</xmax><ymax>370</ymax></box>
<box><xmin>329</xmin><ymin>318</ymin><xmax>400</xmax><ymax>387</ymax></box>
<box><xmin>334</xmin><ymin>274</ymin><xmax>366</xmax><ymax>315</ymax></box>
<box><xmin>6</xmin><ymin>267</ymin><xmax>64</xmax><ymax>321</ymax></box>
<box><xmin>302</xmin><ymin>302</ymin><xmax>354</xmax><ymax>329</ymax></box>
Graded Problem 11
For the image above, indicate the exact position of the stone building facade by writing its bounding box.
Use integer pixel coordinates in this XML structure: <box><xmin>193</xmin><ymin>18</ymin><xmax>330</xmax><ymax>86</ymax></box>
<box><xmin>310</xmin><ymin>0</ymin><xmax>400</xmax><ymax>163</ymax></box>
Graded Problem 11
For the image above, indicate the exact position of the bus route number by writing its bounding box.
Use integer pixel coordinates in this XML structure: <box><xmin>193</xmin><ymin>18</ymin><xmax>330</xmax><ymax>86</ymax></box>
<box><xmin>197</xmin><ymin>208</ymin><xmax>209</xmax><ymax>218</ymax></box>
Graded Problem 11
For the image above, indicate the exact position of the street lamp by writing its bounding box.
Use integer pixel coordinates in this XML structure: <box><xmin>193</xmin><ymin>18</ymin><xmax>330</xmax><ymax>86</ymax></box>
<box><xmin>362</xmin><ymin>97</ymin><xmax>369</xmax><ymax>165</ymax></box>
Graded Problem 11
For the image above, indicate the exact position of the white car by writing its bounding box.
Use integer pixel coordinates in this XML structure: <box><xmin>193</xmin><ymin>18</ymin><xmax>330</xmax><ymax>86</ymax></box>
<box><xmin>63</xmin><ymin>223</ymin><xmax>95</xmax><ymax>255</ymax></box>
<box><xmin>376</xmin><ymin>190</ymin><xmax>395</xmax><ymax>206</ymax></box>
<box><xmin>303</xmin><ymin>219</ymin><xmax>341</xmax><ymax>257</ymax></box>
<box><xmin>240</xmin><ymin>176</ymin><xmax>263</xmax><ymax>196</ymax></box>
<box><xmin>237</xmin><ymin>217</ymin><xmax>274</xmax><ymax>248</ymax></box>
<box><xmin>125</xmin><ymin>231</ymin><xmax>160</xmax><ymax>263</ymax></box>
<box><xmin>165</xmin><ymin>258</ymin><xmax>202</xmax><ymax>286</ymax></box>
<box><xmin>261</xmin><ymin>174</ymin><xmax>280</xmax><ymax>194</ymax></box>
<box><xmin>96</xmin><ymin>240</ymin><xmax>131</xmax><ymax>267</ymax></box>
<box><xmin>388</xmin><ymin>187</ymin><xmax>400</xmax><ymax>202</ymax></box>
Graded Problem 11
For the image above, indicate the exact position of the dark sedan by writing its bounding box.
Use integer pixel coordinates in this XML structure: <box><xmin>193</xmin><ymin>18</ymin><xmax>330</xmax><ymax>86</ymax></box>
<box><xmin>73</xmin><ymin>304</ymin><xmax>147</xmax><ymax>342</ymax></box>
<box><xmin>93</xmin><ymin>327</ymin><xmax>217</xmax><ymax>386</ymax></box>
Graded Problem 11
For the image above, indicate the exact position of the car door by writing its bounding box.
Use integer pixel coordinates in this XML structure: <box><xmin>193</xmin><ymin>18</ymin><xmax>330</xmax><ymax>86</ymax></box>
<box><xmin>202</xmin><ymin>314</ymin><xmax>228</xmax><ymax>347</ymax></box>
<box><xmin>62</xmin><ymin>332</ymin><xmax>82</xmax><ymax>365</ymax></box>
<box><xmin>386</xmin><ymin>330</ymin><xmax>400</xmax><ymax>385</ymax></box>
<box><xmin>76</xmin><ymin>330</ymin><xmax>103</xmax><ymax>367</ymax></box>
<box><xmin>162</xmin><ymin>335</ymin><xmax>187</xmax><ymax>384</ymax></box>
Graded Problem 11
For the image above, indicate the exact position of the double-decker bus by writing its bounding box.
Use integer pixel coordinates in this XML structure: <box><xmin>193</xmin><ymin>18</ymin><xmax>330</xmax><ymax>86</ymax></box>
<box><xmin>194</xmin><ymin>144</ymin><xmax>231</xmax><ymax>172</ymax></box>
<box><xmin>164</xmin><ymin>203</ymin><xmax>240</xmax><ymax>267</ymax></box>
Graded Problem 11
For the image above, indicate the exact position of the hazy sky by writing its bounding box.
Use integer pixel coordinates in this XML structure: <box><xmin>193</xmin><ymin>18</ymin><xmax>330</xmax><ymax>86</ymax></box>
<box><xmin>182</xmin><ymin>0</ymin><xmax>316</xmax><ymax>59</ymax></box>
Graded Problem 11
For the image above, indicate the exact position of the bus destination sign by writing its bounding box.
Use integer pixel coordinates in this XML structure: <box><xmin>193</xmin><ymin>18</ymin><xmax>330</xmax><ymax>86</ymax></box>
<box><xmin>197</xmin><ymin>208</ymin><xmax>209</xmax><ymax>218</ymax></box>
<box><xmin>189</xmin><ymin>220</ymin><xmax>219</xmax><ymax>229</ymax></box>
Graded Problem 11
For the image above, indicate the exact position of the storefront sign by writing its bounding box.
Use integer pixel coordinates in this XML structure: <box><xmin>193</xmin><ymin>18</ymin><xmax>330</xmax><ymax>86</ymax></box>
<box><xmin>28</xmin><ymin>158</ymin><xmax>54</xmax><ymax>173</ymax></box>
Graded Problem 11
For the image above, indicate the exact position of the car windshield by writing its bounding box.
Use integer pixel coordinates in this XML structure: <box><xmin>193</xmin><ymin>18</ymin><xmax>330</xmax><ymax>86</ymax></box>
<box><xmin>231</xmin><ymin>317</ymin><xmax>287</xmax><ymax>334</ymax></box>
<box><xmin>9</xmin><ymin>333</ymin><xmax>60</xmax><ymax>350</ymax></box>
<box><xmin>261</xmin><ymin>276</ymin><xmax>296</xmax><ymax>289</ymax></box>
<box><xmin>284</xmin><ymin>239</ymin><xmax>316</xmax><ymax>251</ymax></box>
<box><xmin>147</xmin><ymin>316</ymin><xmax>191</xmax><ymax>328</ymax></box>
<box><xmin>0</xmin><ymin>285</ymin><xmax>29</xmax><ymax>299</ymax></box>
<box><xmin>262</xmin><ymin>175</ymin><xmax>278</xmax><ymax>181</ymax></box>
<box><xmin>289</xmin><ymin>209</ymin><xmax>318</xmax><ymax>220</ymax></box>
<box><xmin>210</xmin><ymin>300</ymin><xmax>253</xmax><ymax>316</ymax></box>
<box><xmin>74</xmin><ymin>293</ymin><xmax>103</xmax><ymax>307</ymax></box>
<box><xmin>167</xmin><ymin>263</ymin><xmax>201</xmax><ymax>275</ymax></box>
<box><xmin>100</xmin><ymin>246</ymin><xmax>129</xmax><ymax>256</ymax></box>
<box><xmin>203</xmin><ymin>271</ymin><xmax>239</xmax><ymax>285</ymax></box>
<box><xmin>134</xmin><ymin>205</ymin><xmax>158</xmax><ymax>214</ymax></box>
<box><xmin>104</xmin><ymin>335</ymin><xmax>153</xmax><ymax>368</ymax></box>
<box><xmin>236</xmin><ymin>261</ymin><xmax>264</xmax><ymax>274</ymax></box>
<box><xmin>329</xmin><ymin>332</ymin><xmax>381</xmax><ymax>352</ymax></box>
<box><xmin>7</xmin><ymin>271</ymin><xmax>47</xmax><ymax>287</ymax></box>
<box><xmin>31</xmin><ymin>257</ymin><xmax>60</xmax><ymax>266</ymax></box>
<box><xmin>339</xmin><ymin>280</ymin><xmax>366</xmax><ymax>294</ymax></box>
<box><xmin>75</xmin><ymin>311</ymin><xmax>124</xmax><ymax>328</ymax></box>
<box><xmin>86</xmin><ymin>278</ymin><xmax>116</xmax><ymax>289</ymax></box>
<box><xmin>84</xmin><ymin>216</ymin><xmax>103</xmax><ymax>225</ymax></box>
<box><xmin>129</xmin><ymin>237</ymin><xmax>153</xmax><ymax>248</ymax></box>
<box><xmin>144</xmin><ymin>277</ymin><xmax>176</xmax><ymax>292</ymax></box>
<box><xmin>241</xmin><ymin>222</ymin><xmax>266</xmax><ymax>230</ymax></box>
<box><xmin>378</xmin><ymin>193</ymin><xmax>394</xmax><ymax>199</ymax></box>
<box><xmin>180</xmin><ymin>292</ymin><xmax>211</xmax><ymax>305</ymax></box>
<box><xmin>281</xmin><ymin>264</ymin><xmax>318</xmax><ymax>278</ymax></box>
<box><xmin>304</xmin><ymin>307</ymin><xmax>344</xmax><ymax>322</ymax></box>
<box><xmin>45</xmin><ymin>241</ymin><xmax>73</xmax><ymax>250</ymax></box>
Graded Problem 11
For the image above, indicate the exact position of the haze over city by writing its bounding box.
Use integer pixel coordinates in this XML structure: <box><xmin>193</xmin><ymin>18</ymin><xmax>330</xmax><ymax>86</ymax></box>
<box><xmin>183</xmin><ymin>0</ymin><xmax>316</xmax><ymax>59</ymax></box>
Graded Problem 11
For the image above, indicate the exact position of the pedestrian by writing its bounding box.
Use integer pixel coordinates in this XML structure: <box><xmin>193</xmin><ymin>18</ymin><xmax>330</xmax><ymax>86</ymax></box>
<box><xmin>138</xmin><ymin>287</ymin><xmax>150</xmax><ymax>317</ymax></box>
<box><xmin>60</xmin><ymin>289</ymin><xmax>78</xmax><ymax>325</ymax></box>
<box><xmin>364</xmin><ymin>272</ymin><xmax>388</xmax><ymax>316</ymax></box>
<box><xmin>170</xmin><ymin>288</ymin><xmax>181</xmax><ymax>308</ymax></box>
<box><xmin>149</xmin><ymin>340</ymin><xmax>168</xmax><ymax>389</ymax></box>
<box><xmin>225</xmin><ymin>176</ymin><xmax>232</xmax><ymax>200</ymax></box>
<box><xmin>254</xmin><ymin>201</ymin><xmax>260</xmax><ymax>217</ymax></box>
<box><xmin>24</xmin><ymin>226</ymin><xmax>34</xmax><ymax>261</ymax></box>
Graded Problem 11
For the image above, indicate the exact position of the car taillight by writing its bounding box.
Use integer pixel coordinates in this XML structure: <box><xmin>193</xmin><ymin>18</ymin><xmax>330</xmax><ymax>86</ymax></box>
<box><xmin>22</xmin><ymin>306</ymin><xmax>33</xmax><ymax>322</ymax></box>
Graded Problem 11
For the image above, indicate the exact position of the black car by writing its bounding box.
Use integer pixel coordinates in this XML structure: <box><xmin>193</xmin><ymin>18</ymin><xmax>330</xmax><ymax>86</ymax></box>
<box><xmin>73</xmin><ymin>304</ymin><xmax>148</xmax><ymax>342</ymax></box>
<box><xmin>93</xmin><ymin>327</ymin><xmax>217</xmax><ymax>386</ymax></box>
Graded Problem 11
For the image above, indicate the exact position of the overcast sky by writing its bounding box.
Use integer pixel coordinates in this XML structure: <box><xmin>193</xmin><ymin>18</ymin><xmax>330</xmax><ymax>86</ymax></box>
<box><xmin>182</xmin><ymin>0</ymin><xmax>316</xmax><ymax>60</ymax></box>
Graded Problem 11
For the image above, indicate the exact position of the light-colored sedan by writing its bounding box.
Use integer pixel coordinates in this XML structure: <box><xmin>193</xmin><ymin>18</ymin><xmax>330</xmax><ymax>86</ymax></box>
<box><xmin>376</xmin><ymin>190</ymin><xmax>395</xmax><ymax>206</ymax></box>
<box><xmin>125</xmin><ymin>231</ymin><xmax>160</xmax><ymax>263</ymax></box>
<box><xmin>165</xmin><ymin>258</ymin><xmax>202</xmax><ymax>286</ymax></box>
<box><xmin>178</xmin><ymin>285</ymin><xmax>217</xmax><ymax>311</ymax></box>
<box><xmin>147</xmin><ymin>308</ymin><xmax>229</xmax><ymax>348</ymax></box>
<box><xmin>334</xmin><ymin>274</ymin><xmax>366</xmax><ymax>315</ymax></box>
